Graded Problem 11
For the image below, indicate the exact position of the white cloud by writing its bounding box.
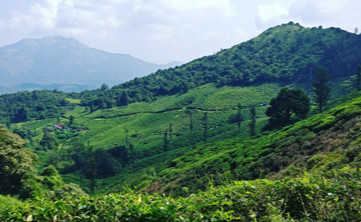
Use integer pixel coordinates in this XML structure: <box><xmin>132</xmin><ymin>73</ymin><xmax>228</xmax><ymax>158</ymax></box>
<box><xmin>0</xmin><ymin>0</ymin><xmax>361</xmax><ymax>63</ymax></box>
<box><xmin>289</xmin><ymin>0</ymin><xmax>361</xmax><ymax>32</ymax></box>
<box><xmin>256</xmin><ymin>2</ymin><xmax>290</xmax><ymax>28</ymax></box>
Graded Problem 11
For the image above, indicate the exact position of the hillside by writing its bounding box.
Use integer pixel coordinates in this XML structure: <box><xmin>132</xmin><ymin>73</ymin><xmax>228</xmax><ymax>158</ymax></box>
<box><xmin>133</xmin><ymin>91</ymin><xmax>361</xmax><ymax>195</ymax></box>
<box><xmin>3</xmin><ymin>92</ymin><xmax>361</xmax><ymax>221</ymax></box>
<box><xmin>79</xmin><ymin>22</ymin><xmax>361</xmax><ymax>110</ymax></box>
<box><xmin>1</xmin><ymin>21</ymin><xmax>361</xmax><ymax>221</ymax></box>
<box><xmin>1</xmin><ymin>22</ymin><xmax>360</xmax><ymax>194</ymax></box>
<box><xmin>0</xmin><ymin>36</ymin><xmax>178</xmax><ymax>93</ymax></box>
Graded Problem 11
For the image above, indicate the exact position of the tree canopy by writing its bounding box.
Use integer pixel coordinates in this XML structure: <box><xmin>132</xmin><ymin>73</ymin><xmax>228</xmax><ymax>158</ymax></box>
<box><xmin>313</xmin><ymin>66</ymin><xmax>331</xmax><ymax>112</ymax></box>
<box><xmin>265</xmin><ymin>88</ymin><xmax>310</xmax><ymax>129</ymax></box>
<box><xmin>0</xmin><ymin>125</ymin><xmax>38</xmax><ymax>198</ymax></box>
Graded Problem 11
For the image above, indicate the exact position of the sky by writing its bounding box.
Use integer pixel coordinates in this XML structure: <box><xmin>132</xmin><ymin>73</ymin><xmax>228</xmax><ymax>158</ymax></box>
<box><xmin>0</xmin><ymin>0</ymin><xmax>360</xmax><ymax>64</ymax></box>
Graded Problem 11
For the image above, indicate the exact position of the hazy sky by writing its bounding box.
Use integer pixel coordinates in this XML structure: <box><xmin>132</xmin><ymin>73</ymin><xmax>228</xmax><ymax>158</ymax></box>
<box><xmin>0</xmin><ymin>0</ymin><xmax>360</xmax><ymax>63</ymax></box>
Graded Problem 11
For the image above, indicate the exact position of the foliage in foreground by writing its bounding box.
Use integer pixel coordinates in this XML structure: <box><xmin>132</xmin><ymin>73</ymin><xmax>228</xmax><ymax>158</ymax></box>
<box><xmin>0</xmin><ymin>125</ymin><xmax>38</xmax><ymax>198</ymax></box>
<box><xmin>1</xmin><ymin>168</ymin><xmax>361</xmax><ymax>221</ymax></box>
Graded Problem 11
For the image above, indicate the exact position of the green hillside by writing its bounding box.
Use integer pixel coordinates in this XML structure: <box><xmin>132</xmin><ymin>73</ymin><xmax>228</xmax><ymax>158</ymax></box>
<box><xmin>2</xmin><ymin>92</ymin><xmax>361</xmax><ymax>221</ymax></box>
<box><xmin>1</xmin><ymin>22</ymin><xmax>361</xmax><ymax>221</ymax></box>
<box><xmin>1</xmin><ymin>22</ymin><xmax>360</xmax><ymax>194</ymax></box>
<box><xmin>7</xmin><ymin>83</ymin><xmax>280</xmax><ymax>193</ymax></box>
<box><xmin>135</xmin><ymin>90</ymin><xmax>361</xmax><ymax>195</ymax></box>
<box><xmin>79</xmin><ymin>22</ymin><xmax>361</xmax><ymax>110</ymax></box>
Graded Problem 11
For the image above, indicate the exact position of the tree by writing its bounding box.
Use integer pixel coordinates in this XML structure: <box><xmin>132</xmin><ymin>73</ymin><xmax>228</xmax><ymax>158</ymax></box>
<box><xmin>0</xmin><ymin>125</ymin><xmax>38</xmax><ymax>198</ymax></box>
<box><xmin>40</xmin><ymin>132</ymin><xmax>58</xmax><ymax>150</ymax></box>
<box><xmin>13</xmin><ymin>107</ymin><xmax>29</xmax><ymax>123</ymax></box>
<box><xmin>201</xmin><ymin>112</ymin><xmax>208</xmax><ymax>142</ymax></box>
<box><xmin>124</xmin><ymin>128</ymin><xmax>129</xmax><ymax>148</ymax></box>
<box><xmin>169</xmin><ymin>124</ymin><xmax>173</xmax><ymax>138</ymax></box>
<box><xmin>100</xmin><ymin>83</ymin><xmax>109</xmax><ymax>91</ymax></box>
<box><xmin>40</xmin><ymin>165</ymin><xmax>64</xmax><ymax>189</ymax></box>
<box><xmin>69</xmin><ymin>115</ymin><xmax>75</xmax><ymax>126</ymax></box>
<box><xmin>163</xmin><ymin>128</ymin><xmax>168</xmax><ymax>151</ymax></box>
<box><xmin>356</xmin><ymin>66</ymin><xmax>361</xmax><ymax>91</ymax></box>
<box><xmin>188</xmin><ymin>111</ymin><xmax>194</xmax><ymax>131</ymax></box>
<box><xmin>229</xmin><ymin>103</ymin><xmax>243</xmax><ymax>132</ymax></box>
<box><xmin>265</xmin><ymin>88</ymin><xmax>310</xmax><ymax>129</ymax></box>
<box><xmin>249</xmin><ymin>107</ymin><xmax>256</xmax><ymax>136</ymax></box>
<box><xmin>313</xmin><ymin>66</ymin><xmax>331</xmax><ymax>112</ymax></box>
<box><xmin>118</xmin><ymin>91</ymin><xmax>129</xmax><ymax>106</ymax></box>
<box><xmin>84</xmin><ymin>144</ymin><xmax>96</xmax><ymax>194</ymax></box>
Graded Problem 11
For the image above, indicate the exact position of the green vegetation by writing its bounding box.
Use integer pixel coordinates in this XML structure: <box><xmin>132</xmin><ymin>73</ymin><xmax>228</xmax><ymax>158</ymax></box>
<box><xmin>77</xmin><ymin>22</ymin><xmax>361</xmax><ymax>110</ymax></box>
<box><xmin>0</xmin><ymin>90</ymin><xmax>70</xmax><ymax>123</ymax></box>
<box><xmin>313</xmin><ymin>66</ymin><xmax>331</xmax><ymax>112</ymax></box>
<box><xmin>265</xmin><ymin>87</ymin><xmax>310</xmax><ymax>129</ymax></box>
<box><xmin>124</xmin><ymin>91</ymin><xmax>361</xmax><ymax>195</ymax></box>
<box><xmin>0</xmin><ymin>125</ymin><xmax>38</xmax><ymax>198</ymax></box>
<box><xmin>1</xmin><ymin>22</ymin><xmax>361</xmax><ymax>221</ymax></box>
<box><xmin>1</xmin><ymin>168</ymin><xmax>361</xmax><ymax>221</ymax></box>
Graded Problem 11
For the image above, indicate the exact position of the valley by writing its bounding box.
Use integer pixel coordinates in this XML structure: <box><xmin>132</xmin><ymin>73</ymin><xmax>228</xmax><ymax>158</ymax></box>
<box><xmin>1</xmin><ymin>22</ymin><xmax>361</xmax><ymax>221</ymax></box>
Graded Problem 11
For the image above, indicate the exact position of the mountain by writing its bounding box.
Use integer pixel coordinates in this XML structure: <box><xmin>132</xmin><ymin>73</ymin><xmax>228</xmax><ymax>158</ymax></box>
<box><xmin>2</xmin><ymin>22</ymin><xmax>361</xmax><ymax>220</ymax></box>
<box><xmin>0</xmin><ymin>22</ymin><xmax>360</xmax><ymax>192</ymax></box>
<box><xmin>0</xmin><ymin>36</ymin><xmax>179</xmax><ymax>93</ymax></box>
<box><xmin>77</xmin><ymin>22</ymin><xmax>361</xmax><ymax>111</ymax></box>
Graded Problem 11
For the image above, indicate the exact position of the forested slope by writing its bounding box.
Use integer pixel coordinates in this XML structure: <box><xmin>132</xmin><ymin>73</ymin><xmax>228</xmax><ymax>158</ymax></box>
<box><xmin>79</xmin><ymin>22</ymin><xmax>361</xmax><ymax>110</ymax></box>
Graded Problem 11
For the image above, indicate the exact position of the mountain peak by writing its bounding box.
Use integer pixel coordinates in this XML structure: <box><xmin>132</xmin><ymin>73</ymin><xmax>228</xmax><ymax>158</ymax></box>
<box><xmin>0</xmin><ymin>36</ymin><xmax>176</xmax><ymax>91</ymax></box>
<box><xmin>13</xmin><ymin>36</ymin><xmax>88</xmax><ymax>50</ymax></box>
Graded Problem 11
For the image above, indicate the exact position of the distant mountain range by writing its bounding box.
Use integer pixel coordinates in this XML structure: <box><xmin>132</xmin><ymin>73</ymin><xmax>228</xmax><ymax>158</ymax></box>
<box><xmin>0</xmin><ymin>37</ymin><xmax>181</xmax><ymax>94</ymax></box>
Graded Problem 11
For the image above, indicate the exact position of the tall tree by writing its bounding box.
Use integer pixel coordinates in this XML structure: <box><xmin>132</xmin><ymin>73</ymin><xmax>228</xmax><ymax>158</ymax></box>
<box><xmin>356</xmin><ymin>66</ymin><xmax>361</xmax><ymax>91</ymax></box>
<box><xmin>265</xmin><ymin>88</ymin><xmax>310</xmax><ymax>129</ymax></box>
<box><xmin>100</xmin><ymin>83</ymin><xmax>109</xmax><ymax>91</ymax></box>
<box><xmin>249</xmin><ymin>107</ymin><xmax>256</xmax><ymax>136</ymax></box>
<box><xmin>69</xmin><ymin>115</ymin><xmax>75</xmax><ymax>126</ymax></box>
<box><xmin>189</xmin><ymin>112</ymin><xmax>194</xmax><ymax>131</ymax></box>
<box><xmin>201</xmin><ymin>112</ymin><xmax>208</xmax><ymax>142</ymax></box>
<box><xmin>236</xmin><ymin>103</ymin><xmax>243</xmax><ymax>132</ymax></box>
<box><xmin>40</xmin><ymin>132</ymin><xmax>58</xmax><ymax>150</ymax></box>
<box><xmin>313</xmin><ymin>66</ymin><xmax>331</xmax><ymax>113</ymax></box>
<box><xmin>169</xmin><ymin>124</ymin><xmax>173</xmax><ymax>138</ymax></box>
<box><xmin>163</xmin><ymin>128</ymin><xmax>168</xmax><ymax>151</ymax></box>
<box><xmin>124</xmin><ymin>128</ymin><xmax>129</xmax><ymax>148</ymax></box>
<box><xmin>13</xmin><ymin>107</ymin><xmax>29</xmax><ymax>123</ymax></box>
<box><xmin>118</xmin><ymin>91</ymin><xmax>129</xmax><ymax>106</ymax></box>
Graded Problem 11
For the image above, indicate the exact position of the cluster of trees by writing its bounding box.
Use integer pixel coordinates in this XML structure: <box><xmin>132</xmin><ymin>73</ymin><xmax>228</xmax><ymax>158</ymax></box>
<box><xmin>0</xmin><ymin>125</ymin><xmax>85</xmax><ymax>199</ymax></box>
<box><xmin>0</xmin><ymin>90</ymin><xmax>70</xmax><ymax>124</ymax></box>
<box><xmin>0</xmin><ymin>125</ymin><xmax>38</xmax><ymax>198</ymax></box>
<box><xmin>265</xmin><ymin>65</ymin><xmax>361</xmax><ymax>129</ymax></box>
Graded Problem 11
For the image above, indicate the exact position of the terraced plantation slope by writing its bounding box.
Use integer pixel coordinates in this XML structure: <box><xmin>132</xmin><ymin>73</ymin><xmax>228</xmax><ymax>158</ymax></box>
<box><xmin>3</xmin><ymin>93</ymin><xmax>361</xmax><ymax>221</ymax></box>
<box><xmin>127</xmin><ymin>91</ymin><xmax>361</xmax><ymax>195</ymax></box>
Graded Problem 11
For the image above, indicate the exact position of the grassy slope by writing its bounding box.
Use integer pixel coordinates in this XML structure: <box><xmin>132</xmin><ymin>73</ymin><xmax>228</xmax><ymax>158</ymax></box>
<box><xmin>4</xmin><ymin>92</ymin><xmax>361</xmax><ymax>222</ymax></box>
<box><xmin>13</xmin><ymin>83</ymin><xmax>280</xmax><ymax>190</ymax></box>
<box><xmin>126</xmin><ymin>91</ymin><xmax>361</xmax><ymax>195</ymax></box>
<box><xmin>67</xmin><ymin>83</ymin><xmax>279</xmax><ymax>149</ymax></box>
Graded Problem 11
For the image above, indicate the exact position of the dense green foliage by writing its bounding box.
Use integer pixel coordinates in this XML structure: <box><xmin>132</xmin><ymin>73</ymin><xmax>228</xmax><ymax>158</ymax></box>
<box><xmin>1</xmin><ymin>22</ymin><xmax>361</xmax><ymax>221</ymax></box>
<box><xmin>78</xmin><ymin>22</ymin><xmax>361</xmax><ymax>110</ymax></box>
<box><xmin>1</xmin><ymin>168</ymin><xmax>361</xmax><ymax>221</ymax></box>
<box><xmin>0</xmin><ymin>90</ymin><xmax>70</xmax><ymax>123</ymax></box>
<box><xmin>265</xmin><ymin>87</ymin><xmax>310</xmax><ymax>129</ymax></box>
<box><xmin>0</xmin><ymin>125</ymin><xmax>38</xmax><ymax>198</ymax></box>
<box><xmin>313</xmin><ymin>66</ymin><xmax>331</xmax><ymax>112</ymax></box>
